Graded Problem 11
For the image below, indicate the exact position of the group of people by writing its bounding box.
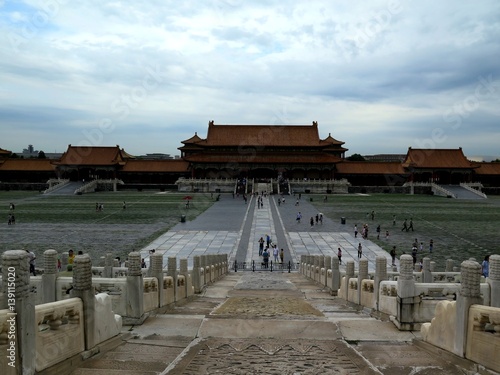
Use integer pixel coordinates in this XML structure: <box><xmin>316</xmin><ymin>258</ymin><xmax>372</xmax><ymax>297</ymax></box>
<box><xmin>258</xmin><ymin>234</ymin><xmax>284</xmax><ymax>267</ymax></box>
<box><xmin>354</xmin><ymin>223</ymin><xmax>370</xmax><ymax>239</ymax></box>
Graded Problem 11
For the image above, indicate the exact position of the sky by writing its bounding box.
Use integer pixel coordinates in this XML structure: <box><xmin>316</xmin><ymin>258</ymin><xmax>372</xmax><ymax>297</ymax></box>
<box><xmin>0</xmin><ymin>1</ymin><xmax>499</xmax><ymax>160</ymax></box>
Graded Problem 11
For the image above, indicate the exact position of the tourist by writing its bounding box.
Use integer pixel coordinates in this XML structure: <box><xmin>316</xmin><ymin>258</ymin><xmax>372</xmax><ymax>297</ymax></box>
<box><xmin>411</xmin><ymin>246</ymin><xmax>417</xmax><ymax>265</ymax></box>
<box><xmin>376</xmin><ymin>225</ymin><xmax>381</xmax><ymax>239</ymax></box>
<box><xmin>141</xmin><ymin>258</ymin><xmax>147</xmax><ymax>268</ymax></box>
<box><xmin>266</xmin><ymin>234</ymin><xmax>271</xmax><ymax>247</ymax></box>
<box><xmin>123</xmin><ymin>201</ymin><xmax>126</xmax><ymax>209</ymax></box>
<box><xmin>26</xmin><ymin>250</ymin><xmax>36</xmax><ymax>276</ymax></box>
<box><xmin>482</xmin><ymin>255</ymin><xmax>490</xmax><ymax>278</ymax></box>
<box><xmin>296</xmin><ymin>212</ymin><xmax>302</xmax><ymax>223</ymax></box>
<box><xmin>392</xmin><ymin>214</ymin><xmax>396</xmax><ymax>226</ymax></box>
<box><xmin>429</xmin><ymin>239</ymin><xmax>434</xmax><ymax>253</ymax></box>
<box><xmin>280</xmin><ymin>248</ymin><xmax>284</xmax><ymax>264</ymax></box>
<box><xmin>77</xmin><ymin>250</ymin><xmax>83</xmax><ymax>255</ymax></box>
<box><xmin>262</xmin><ymin>248</ymin><xmax>269</xmax><ymax>268</ymax></box>
<box><xmin>371</xmin><ymin>210</ymin><xmax>375</xmax><ymax>220</ymax></box>
<box><xmin>273</xmin><ymin>246</ymin><xmax>279</xmax><ymax>263</ymax></box>
<box><xmin>354</xmin><ymin>224</ymin><xmax>358</xmax><ymax>238</ymax></box>
<box><xmin>258</xmin><ymin>237</ymin><xmax>264</xmax><ymax>256</ymax></box>
<box><xmin>390</xmin><ymin>246</ymin><xmax>396</xmax><ymax>266</ymax></box>
<box><xmin>337</xmin><ymin>247</ymin><xmax>342</xmax><ymax>264</ymax></box>
<box><xmin>68</xmin><ymin>249</ymin><xmax>75</xmax><ymax>265</ymax></box>
<box><xmin>315</xmin><ymin>213</ymin><xmax>319</xmax><ymax>224</ymax></box>
<box><xmin>319</xmin><ymin>213</ymin><xmax>323</xmax><ymax>224</ymax></box>
<box><xmin>357</xmin><ymin>243</ymin><xmax>362</xmax><ymax>259</ymax></box>
<box><xmin>310</xmin><ymin>217</ymin><xmax>314</xmax><ymax>227</ymax></box>
<box><xmin>408</xmin><ymin>218</ymin><xmax>414</xmax><ymax>231</ymax></box>
<box><xmin>402</xmin><ymin>219</ymin><xmax>408</xmax><ymax>231</ymax></box>
<box><xmin>385</xmin><ymin>230</ymin><xmax>390</xmax><ymax>240</ymax></box>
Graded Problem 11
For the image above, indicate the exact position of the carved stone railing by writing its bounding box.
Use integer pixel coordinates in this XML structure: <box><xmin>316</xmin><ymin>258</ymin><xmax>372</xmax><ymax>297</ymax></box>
<box><xmin>34</xmin><ymin>298</ymin><xmax>85</xmax><ymax>371</ymax></box>
<box><xmin>466</xmin><ymin>305</ymin><xmax>500</xmax><ymax>372</ymax></box>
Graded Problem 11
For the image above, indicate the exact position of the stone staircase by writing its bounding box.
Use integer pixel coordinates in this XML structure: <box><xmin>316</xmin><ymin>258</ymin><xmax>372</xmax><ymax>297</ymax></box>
<box><xmin>43</xmin><ymin>181</ymin><xmax>84</xmax><ymax>195</ymax></box>
<box><xmin>439</xmin><ymin>184</ymin><xmax>486</xmax><ymax>199</ymax></box>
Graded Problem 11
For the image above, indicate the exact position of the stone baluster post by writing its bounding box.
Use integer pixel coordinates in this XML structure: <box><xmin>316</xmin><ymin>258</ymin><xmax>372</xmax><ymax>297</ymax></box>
<box><xmin>42</xmin><ymin>249</ymin><xmax>58</xmax><ymax>303</ymax></box>
<box><xmin>345</xmin><ymin>261</ymin><xmax>355</xmax><ymax>300</ymax></box>
<box><xmin>70</xmin><ymin>254</ymin><xmax>96</xmax><ymax>350</ymax></box>
<box><xmin>397</xmin><ymin>254</ymin><xmax>416</xmax><ymax>330</ymax></box>
<box><xmin>200</xmin><ymin>255</ymin><xmax>207</xmax><ymax>285</ymax></box>
<box><xmin>324</xmin><ymin>256</ymin><xmax>331</xmax><ymax>287</ymax></box>
<box><xmin>489</xmin><ymin>255</ymin><xmax>500</xmax><ymax>308</ymax></box>
<box><xmin>358</xmin><ymin>259</ymin><xmax>368</xmax><ymax>305</ymax></box>
<box><xmin>167</xmin><ymin>257</ymin><xmax>178</xmax><ymax>302</ymax></box>
<box><xmin>430</xmin><ymin>261</ymin><xmax>436</xmax><ymax>272</ymax></box>
<box><xmin>125</xmin><ymin>252</ymin><xmax>144</xmax><ymax>323</ymax></box>
<box><xmin>103</xmin><ymin>253</ymin><xmax>114</xmax><ymax>278</ymax></box>
<box><xmin>331</xmin><ymin>257</ymin><xmax>340</xmax><ymax>296</ymax></box>
<box><xmin>314</xmin><ymin>256</ymin><xmax>320</xmax><ymax>282</ymax></box>
<box><xmin>374</xmin><ymin>256</ymin><xmax>388</xmax><ymax>311</ymax></box>
<box><xmin>180</xmin><ymin>258</ymin><xmax>192</xmax><ymax>297</ymax></box>
<box><xmin>2</xmin><ymin>250</ymin><xmax>36</xmax><ymax>375</ymax></box>
<box><xmin>192</xmin><ymin>256</ymin><xmax>201</xmax><ymax>293</ymax></box>
<box><xmin>150</xmin><ymin>253</ymin><xmax>164</xmax><ymax>307</ymax></box>
<box><xmin>113</xmin><ymin>259</ymin><xmax>120</xmax><ymax>268</ymax></box>
<box><xmin>422</xmin><ymin>257</ymin><xmax>432</xmax><ymax>283</ymax></box>
<box><xmin>445</xmin><ymin>259</ymin><xmax>454</xmax><ymax>272</ymax></box>
<box><xmin>300</xmin><ymin>255</ymin><xmax>305</xmax><ymax>274</ymax></box>
<box><xmin>454</xmin><ymin>260</ymin><xmax>483</xmax><ymax>357</ymax></box>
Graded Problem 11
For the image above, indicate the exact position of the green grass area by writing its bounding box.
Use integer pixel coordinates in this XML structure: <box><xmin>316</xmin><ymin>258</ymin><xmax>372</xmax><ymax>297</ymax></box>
<box><xmin>312</xmin><ymin>194</ymin><xmax>500</xmax><ymax>269</ymax></box>
<box><xmin>0</xmin><ymin>191</ymin><xmax>214</xmax><ymax>261</ymax></box>
<box><xmin>1</xmin><ymin>191</ymin><xmax>212</xmax><ymax>224</ymax></box>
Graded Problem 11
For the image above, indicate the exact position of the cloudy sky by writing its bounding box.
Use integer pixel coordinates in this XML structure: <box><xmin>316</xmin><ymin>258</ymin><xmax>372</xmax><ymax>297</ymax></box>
<box><xmin>1</xmin><ymin>1</ymin><xmax>499</xmax><ymax>159</ymax></box>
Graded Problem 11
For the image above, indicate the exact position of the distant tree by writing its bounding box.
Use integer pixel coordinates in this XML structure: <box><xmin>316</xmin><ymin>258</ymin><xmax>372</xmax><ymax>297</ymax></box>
<box><xmin>38</xmin><ymin>151</ymin><xmax>46</xmax><ymax>159</ymax></box>
<box><xmin>492</xmin><ymin>158</ymin><xmax>500</xmax><ymax>163</ymax></box>
<box><xmin>10</xmin><ymin>153</ymin><xmax>19</xmax><ymax>158</ymax></box>
<box><xmin>347</xmin><ymin>153</ymin><xmax>366</xmax><ymax>161</ymax></box>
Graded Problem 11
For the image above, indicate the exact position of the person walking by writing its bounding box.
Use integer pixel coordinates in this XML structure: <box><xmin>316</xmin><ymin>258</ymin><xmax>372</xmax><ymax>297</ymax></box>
<box><xmin>482</xmin><ymin>255</ymin><xmax>490</xmax><ymax>277</ymax></box>
<box><xmin>258</xmin><ymin>237</ymin><xmax>264</xmax><ymax>256</ymax></box>
<box><xmin>262</xmin><ymin>248</ymin><xmax>270</xmax><ymax>268</ymax></box>
<box><xmin>337</xmin><ymin>247</ymin><xmax>342</xmax><ymax>264</ymax></box>
<box><xmin>26</xmin><ymin>250</ymin><xmax>36</xmax><ymax>276</ymax></box>
<box><xmin>354</xmin><ymin>224</ymin><xmax>358</xmax><ymax>238</ymax></box>
<box><xmin>296</xmin><ymin>212</ymin><xmax>302</xmax><ymax>223</ymax></box>
<box><xmin>279</xmin><ymin>248</ymin><xmax>284</xmax><ymax>264</ymax></box>
<box><xmin>402</xmin><ymin>219</ymin><xmax>408</xmax><ymax>231</ymax></box>
<box><xmin>273</xmin><ymin>246</ymin><xmax>279</xmax><ymax>263</ymax></box>
<box><xmin>408</xmin><ymin>218</ymin><xmax>414</xmax><ymax>231</ymax></box>
<box><xmin>357</xmin><ymin>243</ymin><xmax>363</xmax><ymax>259</ymax></box>
<box><xmin>310</xmin><ymin>216</ymin><xmax>314</xmax><ymax>227</ymax></box>
<box><xmin>390</xmin><ymin>246</ymin><xmax>396</xmax><ymax>266</ymax></box>
<box><xmin>429</xmin><ymin>239</ymin><xmax>434</xmax><ymax>253</ymax></box>
<box><xmin>376</xmin><ymin>224</ymin><xmax>381</xmax><ymax>239</ymax></box>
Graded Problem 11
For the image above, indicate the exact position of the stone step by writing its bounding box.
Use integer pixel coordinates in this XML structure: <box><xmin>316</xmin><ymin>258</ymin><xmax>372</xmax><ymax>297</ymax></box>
<box><xmin>72</xmin><ymin>369</ymin><xmax>158</xmax><ymax>375</ymax></box>
<box><xmin>76</xmin><ymin>358</ymin><xmax>167</xmax><ymax>372</ymax></box>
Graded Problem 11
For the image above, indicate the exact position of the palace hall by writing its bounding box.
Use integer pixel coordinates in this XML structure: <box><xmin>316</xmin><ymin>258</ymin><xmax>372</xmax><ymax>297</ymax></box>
<box><xmin>1</xmin><ymin>121</ymin><xmax>500</xmax><ymax>191</ymax></box>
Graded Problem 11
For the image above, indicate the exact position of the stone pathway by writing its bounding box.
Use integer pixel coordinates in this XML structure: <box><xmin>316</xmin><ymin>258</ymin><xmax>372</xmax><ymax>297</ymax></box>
<box><xmin>71</xmin><ymin>272</ymin><xmax>478</xmax><ymax>374</ymax></box>
<box><xmin>140</xmin><ymin>194</ymin><xmax>398</xmax><ymax>272</ymax></box>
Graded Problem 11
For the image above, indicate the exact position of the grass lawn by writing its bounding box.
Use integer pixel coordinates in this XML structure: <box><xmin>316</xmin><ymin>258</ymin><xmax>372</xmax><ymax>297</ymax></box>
<box><xmin>0</xmin><ymin>191</ymin><xmax>214</xmax><ymax>262</ymax></box>
<box><xmin>312</xmin><ymin>194</ymin><xmax>500</xmax><ymax>269</ymax></box>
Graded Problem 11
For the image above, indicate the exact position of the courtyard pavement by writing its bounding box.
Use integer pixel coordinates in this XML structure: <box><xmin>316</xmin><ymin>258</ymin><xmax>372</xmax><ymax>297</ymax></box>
<box><xmin>140</xmin><ymin>193</ymin><xmax>398</xmax><ymax>271</ymax></box>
